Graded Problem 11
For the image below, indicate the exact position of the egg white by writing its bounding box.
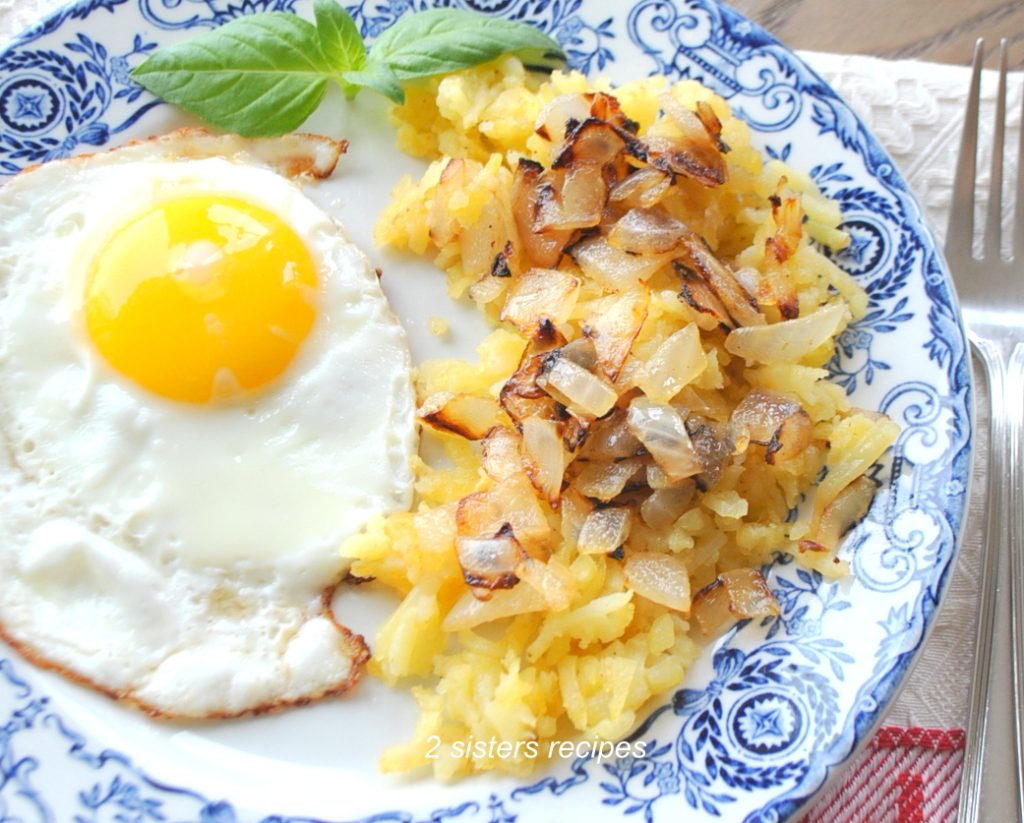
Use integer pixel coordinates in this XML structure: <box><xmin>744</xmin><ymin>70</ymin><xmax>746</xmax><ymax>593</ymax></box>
<box><xmin>0</xmin><ymin>137</ymin><xmax>416</xmax><ymax>717</ymax></box>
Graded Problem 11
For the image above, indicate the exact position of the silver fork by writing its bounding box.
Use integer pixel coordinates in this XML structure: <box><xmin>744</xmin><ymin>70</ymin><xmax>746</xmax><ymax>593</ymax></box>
<box><xmin>950</xmin><ymin>38</ymin><xmax>1024</xmax><ymax>823</ymax></box>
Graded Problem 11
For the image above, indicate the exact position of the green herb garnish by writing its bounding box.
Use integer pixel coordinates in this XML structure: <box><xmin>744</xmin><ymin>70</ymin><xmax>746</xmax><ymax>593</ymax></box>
<box><xmin>131</xmin><ymin>1</ymin><xmax>566</xmax><ymax>137</ymax></box>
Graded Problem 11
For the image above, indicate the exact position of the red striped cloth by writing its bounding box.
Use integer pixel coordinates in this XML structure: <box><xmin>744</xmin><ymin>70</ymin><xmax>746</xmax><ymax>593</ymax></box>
<box><xmin>800</xmin><ymin>726</ymin><xmax>965</xmax><ymax>822</ymax></box>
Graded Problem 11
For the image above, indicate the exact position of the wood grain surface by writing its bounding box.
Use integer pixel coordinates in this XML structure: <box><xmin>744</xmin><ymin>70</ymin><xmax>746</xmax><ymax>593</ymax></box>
<box><xmin>728</xmin><ymin>0</ymin><xmax>1024</xmax><ymax>68</ymax></box>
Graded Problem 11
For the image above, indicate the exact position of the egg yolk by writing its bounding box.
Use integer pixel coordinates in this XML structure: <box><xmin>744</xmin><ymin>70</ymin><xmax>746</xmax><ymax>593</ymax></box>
<box><xmin>84</xmin><ymin>195</ymin><xmax>318</xmax><ymax>404</ymax></box>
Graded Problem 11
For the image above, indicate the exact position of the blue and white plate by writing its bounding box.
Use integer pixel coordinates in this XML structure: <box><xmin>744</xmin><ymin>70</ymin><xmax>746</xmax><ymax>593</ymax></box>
<box><xmin>0</xmin><ymin>1</ymin><xmax>972</xmax><ymax>821</ymax></box>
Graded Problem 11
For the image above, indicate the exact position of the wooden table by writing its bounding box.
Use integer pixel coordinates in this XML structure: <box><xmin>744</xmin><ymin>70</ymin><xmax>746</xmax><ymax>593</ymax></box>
<box><xmin>729</xmin><ymin>0</ymin><xmax>1024</xmax><ymax>68</ymax></box>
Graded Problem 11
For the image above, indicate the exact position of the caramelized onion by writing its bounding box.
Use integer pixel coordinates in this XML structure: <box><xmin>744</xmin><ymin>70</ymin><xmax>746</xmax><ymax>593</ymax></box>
<box><xmin>762</xmin><ymin>179</ymin><xmax>803</xmax><ymax>318</ymax></box>
<box><xmin>640</xmin><ymin>482</ymin><xmax>695</xmax><ymax>530</ymax></box>
<box><xmin>724</xmin><ymin>303</ymin><xmax>848</xmax><ymax>365</ymax></box>
<box><xmin>534</xmin><ymin>93</ymin><xmax>594</xmax><ymax>143</ymax></box>
<box><xmin>675</xmin><ymin>262</ymin><xmax>733</xmax><ymax>331</ymax></box>
<box><xmin>535</xmin><ymin>164</ymin><xmax>607</xmax><ymax>232</ymax></box>
<box><xmin>677</xmin><ymin>232</ymin><xmax>765</xmax><ymax>327</ymax></box>
<box><xmin>554</xmin><ymin>118</ymin><xmax>630</xmax><ymax>169</ymax></box>
<box><xmin>578</xmin><ymin>506</ymin><xmax>633</xmax><ymax>555</ymax></box>
<box><xmin>500</xmin><ymin>267</ymin><xmax>581</xmax><ymax>335</ymax></box>
<box><xmin>579</xmin><ymin>409</ymin><xmax>643</xmax><ymax>462</ymax></box>
<box><xmin>516</xmin><ymin>556</ymin><xmax>575</xmax><ymax>610</ymax></box>
<box><xmin>572</xmin><ymin>235</ymin><xmax>673</xmax><ymax>291</ymax></box>
<box><xmin>443</xmin><ymin>584</ymin><xmax>545</xmax><ymax>631</ymax></box>
<box><xmin>650</xmin><ymin>92</ymin><xmax>728</xmax><ymax>187</ymax></box>
<box><xmin>685</xmin><ymin>416</ymin><xmax>737</xmax><ymax>490</ymax></box>
<box><xmin>607</xmin><ymin>207</ymin><xmax>687</xmax><ymax>255</ymax></box>
<box><xmin>418</xmin><ymin>392</ymin><xmax>502</xmax><ymax>441</ymax></box>
<box><xmin>609</xmin><ymin>166</ymin><xmax>671</xmax><ymax>208</ymax></box>
<box><xmin>731</xmin><ymin>388</ymin><xmax>814</xmax><ymax>465</ymax></box>
<box><xmin>455</xmin><ymin>524</ymin><xmax>527</xmax><ymax>593</ymax></box>
<box><xmin>521</xmin><ymin>415</ymin><xmax>568</xmax><ymax>505</ymax></box>
<box><xmin>626</xmin><ymin>396</ymin><xmax>702</xmax><ymax>481</ymax></box>
<box><xmin>692</xmin><ymin>568</ymin><xmax>780</xmax><ymax>637</ymax></box>
<box><xmin>511</xmin><ymin>159</ymin><xmax>572</xmax><ymax>268</ymax></box>
<box><xmin>623</xmin><ymin>552</ymin><xmax>691</xmax><ymax>612</ymax></box>
<box><xmin>583</xmin><ymin>289</ymin><xmax>649</xmax><ymax>381</ymax></box>
<box><xmin>636</xmin><ymin>323</ymin><xmax>707</xmax><ymax>403</ymax></box>
<box><xmin>481</xmin><ymin>425</ymin><xmax>524</xmax><ymax>481</ymax></box>
<box><xmin>461</xmin><ymin>200</ymin><xmax>513</xmax><ymax>281</ymax></box>
<box><xmin>538</xmin><ymin>351</ymin><xmax>618</xmax><ymax>418</ymax></box>
<box><xmin>428</xmin><ymin>158</ymin><xmax>471</xmax><ymax>246</ymax></box>
<box><xmin>800</xmin><ymin>475</ymin><xmax>877</xmax><ymax>554</ymax></box>
<box><xmin>572</xmin><ymin>457</ymin><xmax>644</xmax><ymax>502</ymax></box>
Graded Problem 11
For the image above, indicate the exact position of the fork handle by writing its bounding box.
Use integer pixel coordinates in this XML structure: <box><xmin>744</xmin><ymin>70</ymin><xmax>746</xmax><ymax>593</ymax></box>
<box><xmin>959</xmin><ymin>341</ymin><xmax>1015</xmax><ymax>823</ymax></box>
<box><xmin>1008</xmin><ymin>343</ymin><xmax>1024</xmax><ymax>819</ymax></box>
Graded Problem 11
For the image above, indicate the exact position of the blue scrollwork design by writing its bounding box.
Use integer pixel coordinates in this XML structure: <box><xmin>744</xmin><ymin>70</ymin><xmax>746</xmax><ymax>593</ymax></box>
<box><xmin>138</xmin><ymin>0</ymin><xmax>300</xmax><ymax>30</ymax></box>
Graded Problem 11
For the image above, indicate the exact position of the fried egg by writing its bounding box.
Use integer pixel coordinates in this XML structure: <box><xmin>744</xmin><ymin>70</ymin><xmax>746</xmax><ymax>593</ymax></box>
<box><xmin>0</xmin><ymin>131</ymin><xmax>416</xmax><ymax>718</ymax></box>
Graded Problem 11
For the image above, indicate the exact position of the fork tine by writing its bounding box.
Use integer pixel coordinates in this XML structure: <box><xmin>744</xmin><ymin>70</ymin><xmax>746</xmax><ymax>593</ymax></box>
<box><xmin>948</xmin><ymin>39</ymin><xmax>985</xmax><ymax>261</ymax></box>
<box><xmin>1015</xmin><ymin>45</ymin><xmax>1024</xmax><ymax>260</ymax></box>
<box><xmin>984</xmin><ymin>40</ymin><xmax>1008</xmax><ymax>261</ymax></box>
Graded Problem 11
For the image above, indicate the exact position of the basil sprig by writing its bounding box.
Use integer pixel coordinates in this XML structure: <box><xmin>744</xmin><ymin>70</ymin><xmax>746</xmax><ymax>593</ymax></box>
<box><xmin>132</xmin><ymin>1</ymin><xmax>565</xmax><ymax>137</ymax></box>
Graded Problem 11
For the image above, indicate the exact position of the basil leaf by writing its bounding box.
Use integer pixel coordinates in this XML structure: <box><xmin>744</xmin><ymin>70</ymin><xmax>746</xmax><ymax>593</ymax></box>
<box><xmin>343</xmin><ymin>65</ymin><xmax>404</xmax><ymax>104</ymax></box>
<box><xmin>314</xmin><ymin>0</ymin><xmax>366</xmax><ymax>72</ymax></box>
<box><xmin>132</xmin><ymin>13</ymin><xmax>332</xmax><ymax>137</ymax></box>
<box><xmin>368</xmin><ymin>8</ymin><xmax>565</xmax><ymax>81</ymax></box>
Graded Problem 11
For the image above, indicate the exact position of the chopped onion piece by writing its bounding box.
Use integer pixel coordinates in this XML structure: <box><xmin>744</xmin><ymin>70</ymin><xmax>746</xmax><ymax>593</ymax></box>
<box><xmin>457</xmin><ymin>475</ymin><xmax>551</xmax><ymax>549</ymax></box>
<box><xmin>442</xmin><ymin>584</ymin><xmax>546</xmax><ymax>631</ymax></box>
<box><xmin>481</xmin><ymin>426</ymin><xmax>524</xmax><ymax>481</ymax></box>
<box><xmin>554</xmin><ymin>118</ymin><xmax>630</xmax><ymax>169</ymax></box>
<box><xmin>428</xmin><ymin>158</ymin><xmax>471</xmax><ymax>246</ymax></box>
<box><xmin>767</xmin><ymin>407</ymin><xmax>814</xmax><ymax>465</ymax></box>
<box><xmin>685</xmin><ymin>416</ymin><xmax>736</xmax><ymax>490</ymax></box>
<box><xmin>724</xmin><ymin>303</ymin><xmax>849</xmax><ymax>365</ymax></box>
<box><xmin>626</xmin><ymin>396</ymin><xmax>702</xmax><ymax>481</ymax></box>
<box><xmin>511</xmin><ymin>159</ymin><xmax>572</xmax><ymax>268</ymax></box>
<box><xmin>535</xmin><ymin>163</ymin><xmax>607</xmax><ymax>232</ymax></box>
<box><xmin>572</xmin><ymin>235</ymin><xmax>673</xmax><ymax>291</ymax></box>
<box><xmin>608</xmin><ymin>207</ymin><xmax>687</xmax><ymax>255</ymax></box>
<box><xmin>692</xmin><ymin>568</ymin><xmax>780</xmax><ymax>637</ymax></box>
<box><xmin>610</xmin><ymin>166</ymin><xmax>671</xmax><ymax>208</ymax></box>
<box><xmin>461</xmin><ymin>199</ymin><xmax>511</xmax><ymax>280</ymax></box>
<box><xmin>640</xmin><ymin>482</ymin><xmax>695</xmax><ymax>530</ymax></box>
<box><xmin>418</xmin><ymin>391</ymin><xmax>502</xmax><ymax>441</ymax></box>
<box><xmin>645</xmin><ymin>460</ymin><xmax>672</xmax><ymax>490</ymax></box>
<box><xmin>648</xmin><ymin>92</ymin><xmax>727</xmax><ymax>187</ymax></box>
<box><xmin>623</xmin><ymin>552</ymin><xmax>691</xmax><ymax>612</ymax></box>
<box><xmin>516</xmin><ymin>556</ymin><xmax>575</xmax><ymax>610</ymax></box>
<box><xmin>534</xmin><ymin>93</ymin><xmax>594</xmax><ymax>142</ymax></box>
<box><xmin>636</xmin><ymin>324</ymin><xmax>707</xmax><ymax>404</ymax></box>
<box><xmin>521</xmin><ymin>415</ymin><xmax>568</xmax><ymax>505</ymax></box>
<box><xmin>573</xmin><ymin>458</ymin><xmax>643</xmax><ymax>502</ymax></box>
<box><xmin>811</xmin><ymin>412</ymin><xmax>899</xmax><ymax>527</ymax></box>
<box><xmin>559</xmin><ymin>487</ymin><xmax>594</xmax><ymax>549</ymax></box>
<box><xmin>678</xmin><ymin>232</ymin><xmax>765</xmax><ymax>327</ymax></box>
<box><xmin>731</xmin><ymin>389</ymin><xmax>803</xmax><ymax>443</ymax></box>
<box><xmin>584</xmin><ymin>290</ymin><xmax>649</xmax><ymax>381</ymax></box>
<box><xmin>578</xmin><ymin>507</ymin><xmax>633</xmax><ymax>555</ymax></box>
<box><xmin>500</xmin><ymin>267</ymin><xmax>581</xmax><ymax>335</ymax></box>
<box><xmin>467</xmin><ymin>271</ymin><xmax>507</xmax><ymax>307</ymax></box>
<box><xmin>490</xmin><ymin>473</ymin><xmax>553</xmax><ymax>547</ymax></box>
<box><xmin>455</xmin><ymin>524</ymin><xmax>527</xmax><ymax>592</ymax></box>
<box><xmin>539</xmin><ymin>353</ymin><xmax>619</xmax><ymax>418</ymax></box>
<box><xmin>579</xmin><ymin>409</ymin><xmax>643</xmax><ymax>461</ymax></box>
<box><xmin>800</xmin><ymin>475</ymin><xmax>877</xmax><ymax>554</ymax></box>
<box><xmin>456</xmin><ymin>490</ymin><xmax>503</xmax><ymax>538</ymax></box>
<box><xmin>676</xmin><ymin>262</ymin><xmax>733</xmax><ymax>331</ymax></box>
<box><xmin>559</xmin><ymin>336</ymin><xmax>599</xmax><ymax>371</ymax></box>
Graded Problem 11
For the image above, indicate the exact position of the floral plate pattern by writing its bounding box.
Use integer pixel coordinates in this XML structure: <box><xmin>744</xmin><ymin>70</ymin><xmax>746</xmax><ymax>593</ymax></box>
<box><xmin>0</xmin><ymin>1</ymin><xmax>971</xmax><ymax>821</ymax></box>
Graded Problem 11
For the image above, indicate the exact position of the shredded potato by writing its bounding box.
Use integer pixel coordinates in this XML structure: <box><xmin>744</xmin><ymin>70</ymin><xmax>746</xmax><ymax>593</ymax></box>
<box><xmin>343</xmin><ymin>58</ymin><xmax>898</xmax><ymax>779</ymax></box>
